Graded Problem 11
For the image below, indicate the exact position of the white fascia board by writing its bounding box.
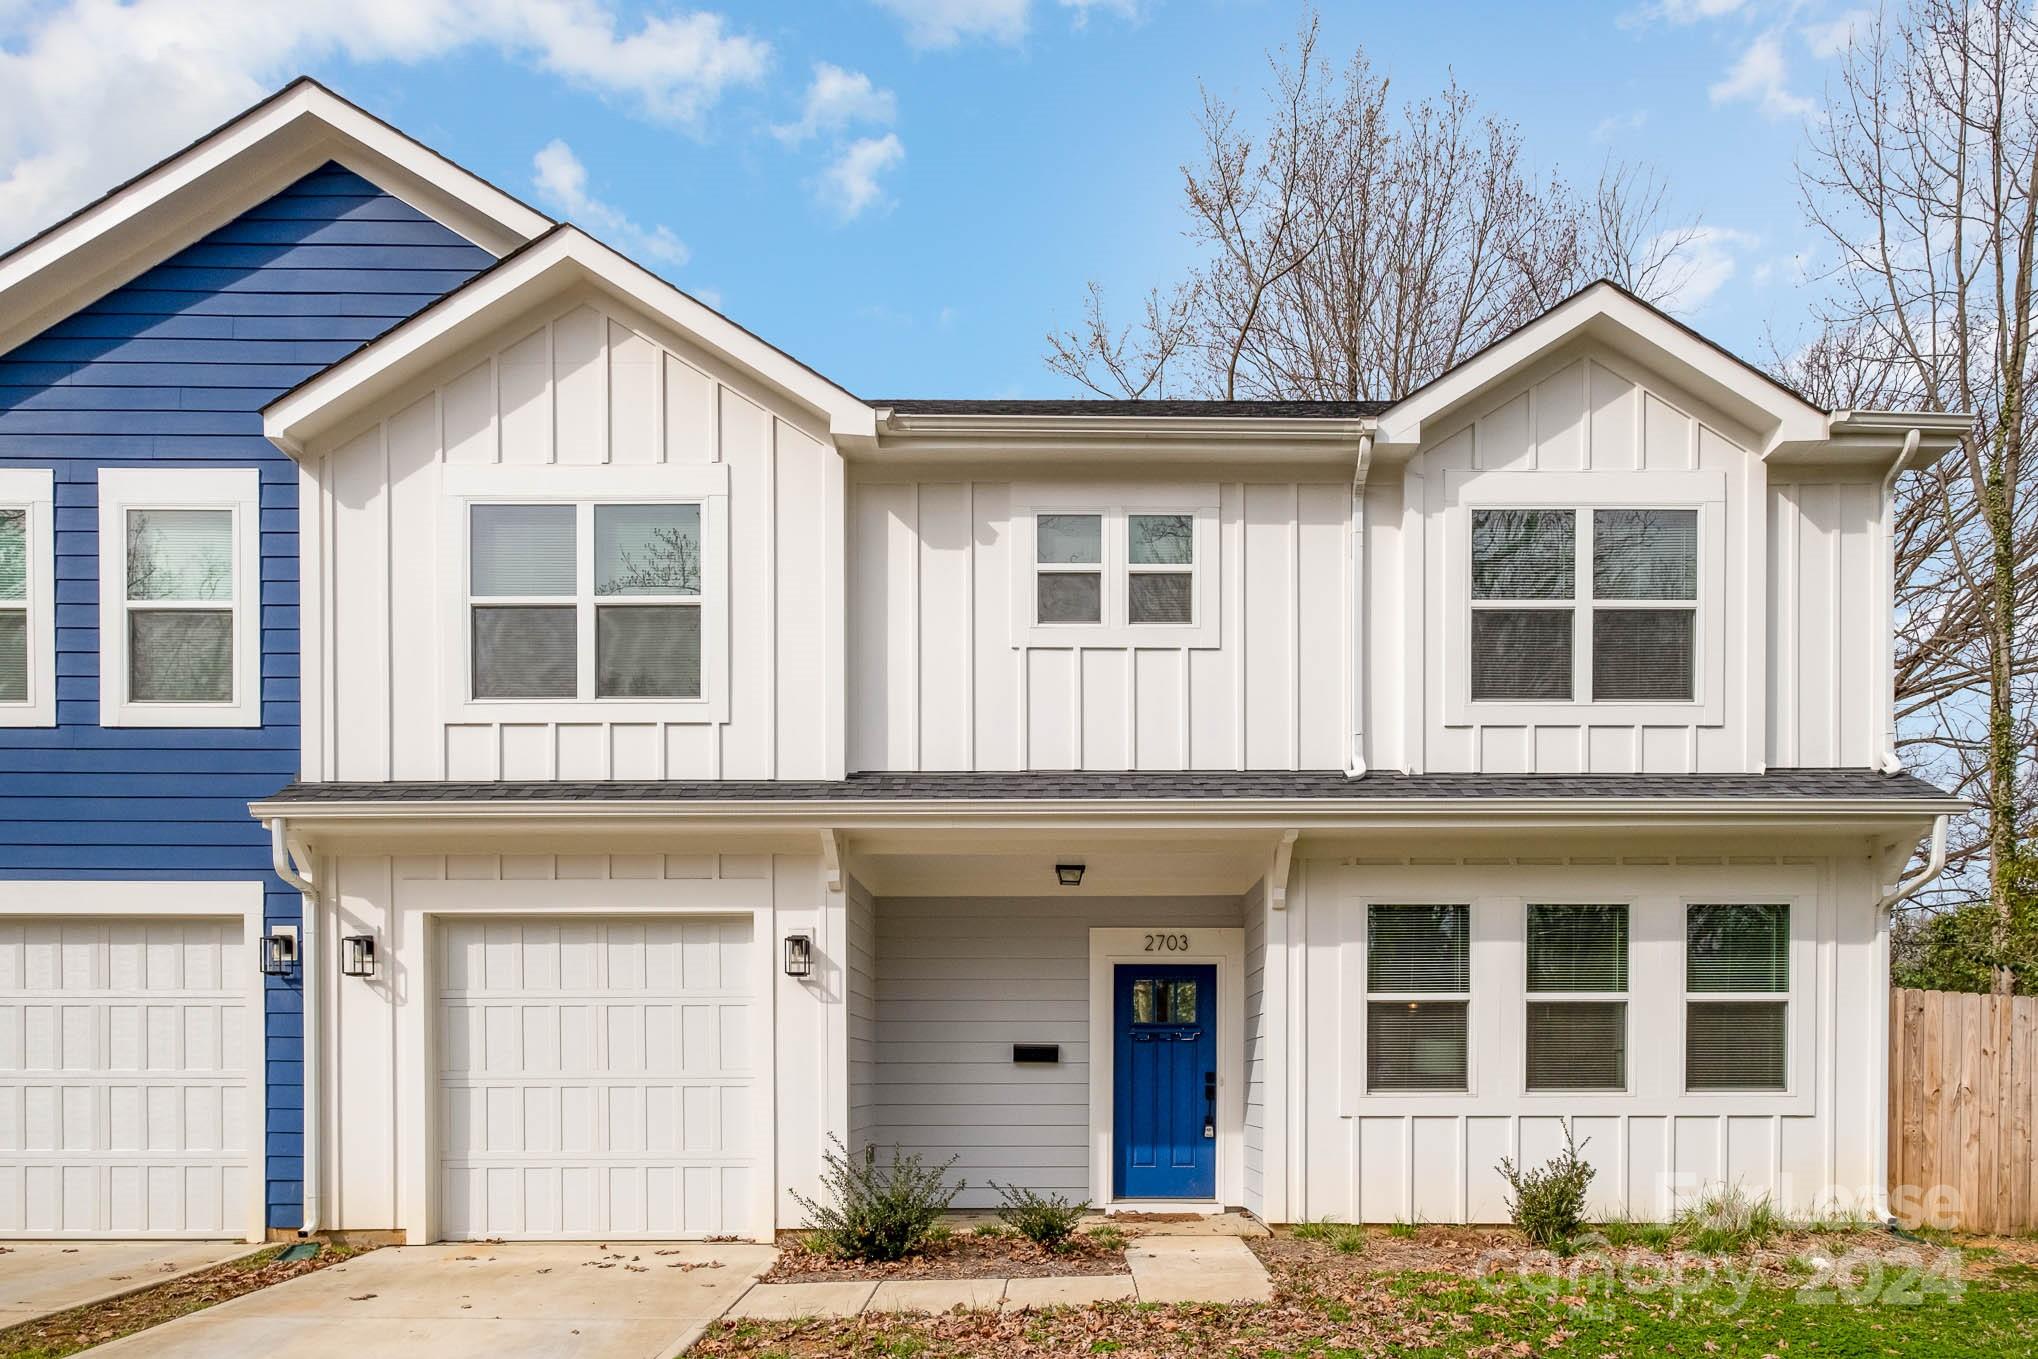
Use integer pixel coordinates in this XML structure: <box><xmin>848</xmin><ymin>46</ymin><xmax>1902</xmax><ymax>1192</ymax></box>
<box><xmin>0</xmin><ymin>79</ymin><xmax>551</xmax><ymax>359</ymax></box>
<box><xmin>870</xmin><ymin>411</ymin><xmax>1373</xmax><ymax>464</ymax></box>
<box><xmin>265</xmin><ymin>226</ymin><xmax>875</xmax><ymax>454</ymax></box>
<box><xmin>1816</xmin><ymin>409</ymin><xmax>1974</xmax><ymax>470</ymax></box>
<box><xmin>1372</xmin><ymin>282</ymin><xmax>1830</xmax><ymax>458</ymax></box>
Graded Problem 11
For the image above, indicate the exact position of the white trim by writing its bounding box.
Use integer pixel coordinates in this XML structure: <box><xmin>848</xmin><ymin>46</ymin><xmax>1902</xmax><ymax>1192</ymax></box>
<box><xmin>266</xmin><ymin>228</ymin><xmax>875</xmax><ymax>456</ymax></box>
<box><xmin>0</xmin><ymin>468</ymin><xmax>55</xmax><ymax>726</ymax></box>
<box><xmin>0</xmin><ymin>879</ymin><xmax>268</xmax><ymax>1242</ymax></box>
<box><xmin>1087</xmin><ymin>926</ymin><xmax>1246</xmax><ymax>1210</ymax></box>
<box><xmin>0</xmin><ymin>80</ymin><xmax>548</xmax><ymax>362</ymax></box>
<box><xmin>97</xmin><ymin>467</ymin><xmax>262</xmax><ymax>728</ymax></box>
<box><xmin>1010</xmin><ymin>485</ymin><xmax>1220</xmax><ymax>650</ymax></box>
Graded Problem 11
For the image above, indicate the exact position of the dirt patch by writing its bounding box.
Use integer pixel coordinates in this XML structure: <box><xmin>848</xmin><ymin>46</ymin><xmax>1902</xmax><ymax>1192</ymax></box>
<box><xmin>0</xmin><ymin>1243</ymin><xmax>372</xmax><ymax>1359</ymax></box>
<box><xmin>765</xmin><ymin>1230</ymin><xmax>1130</xmax><ymax>1282</ymax></box>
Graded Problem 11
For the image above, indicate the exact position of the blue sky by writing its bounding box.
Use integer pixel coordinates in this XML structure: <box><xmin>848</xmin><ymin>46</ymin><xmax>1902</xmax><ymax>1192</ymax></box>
<box><xmin>0</xmin><ymin>0</ymin><xmax>1873</xmax><ymax>397</ymax></box>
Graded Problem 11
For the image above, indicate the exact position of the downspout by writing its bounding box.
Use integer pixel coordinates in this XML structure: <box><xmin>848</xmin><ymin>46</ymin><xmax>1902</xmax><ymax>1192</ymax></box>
<box><xmin>1876</xmin><ymin>429</ymin><xmax>1922</xmax><ymax>775</ymax></box>
<box><xmin>1347</xmin><ymin>433</ymin><xmax>1374</xmax><ymax>777</ymax></box>
<box><xmin>1870</xmin><ymin>812</ymin><xmax>1948</xmax><ymax>1224</ymax></box>
<box><xmin>269</xmin><ymin>818</ymin><xmax>320</xmax><ymax>1236</ymax></box>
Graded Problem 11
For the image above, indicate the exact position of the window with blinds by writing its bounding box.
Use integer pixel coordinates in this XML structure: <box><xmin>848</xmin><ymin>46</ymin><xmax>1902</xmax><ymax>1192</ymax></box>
<box><xmin>1036</xmin><ymin>513</ymin><xmax>1102</xmax><ymax>624</ymax></box>
<box><xmin>1468</xmin><ymin>505</ymin><xmax>1698</xmax><ymax>705</ymax></box>
<box><xmin>1525</xmin><ymin>904</ymin><xmax>1628</xmax><ymax>1091</ymax></box>
<box><xmin>1685</xmin><ymin>903</ymin><xmax>1789</xmax><ymax>1091</ymax></box>
<box><xmin>1365</xmin><ymin>904</ymin><xmax>1470</xmax><ymax>1092</ymax></box>
<box><xmin>469</xmin><ymin>501</ymin><xmax>705</xmax><ymax>701</ymax></box>
<box><xmin>1128</xmin><ymin>513</ymin><xmax>1193</xmax><ymax>624</ymax></box>
<box><xmin>0</xmin><ymin>509</ymin><xmax>26</xmax><ymax>705</ymax></box>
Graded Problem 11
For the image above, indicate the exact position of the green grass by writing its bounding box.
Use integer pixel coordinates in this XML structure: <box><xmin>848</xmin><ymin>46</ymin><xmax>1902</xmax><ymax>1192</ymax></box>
<box><xmin>1591</xmin><ymin>1219</ymin><xmax>1678</xmax><ymax>1250</ymax></box>
<box><xmin>1384</xmin><ymin>1220</ymin><xmax>1419</xmax><ymax>1239</ymax></box>
<box><xmin>1293</xmin><ymin>1221</ymin><xmax>1368</xmax><ymax>1254</ymax></box>
<box><xmin>1674</xmin><ymin>1187</ymin><xmax>1788</xmax><ymax>1254</ymax></box>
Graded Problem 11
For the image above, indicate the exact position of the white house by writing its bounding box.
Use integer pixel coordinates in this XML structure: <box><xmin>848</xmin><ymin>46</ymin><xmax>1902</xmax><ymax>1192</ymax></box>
<box><xmin>1</xmin><ymin>83</ymin><xmax>1965</xmax><ymax>1244</ymax></box>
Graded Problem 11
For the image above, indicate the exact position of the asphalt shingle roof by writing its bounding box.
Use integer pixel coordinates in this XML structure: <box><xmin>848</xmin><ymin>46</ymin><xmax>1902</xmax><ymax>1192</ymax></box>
<box><xmin>262</xmin><ymin>768</ymin><xmax>1957</xmax><ymax>805</ymax></box>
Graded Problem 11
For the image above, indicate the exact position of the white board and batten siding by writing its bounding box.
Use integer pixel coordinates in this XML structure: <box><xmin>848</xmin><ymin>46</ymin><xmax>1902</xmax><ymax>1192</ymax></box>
<box><xmin>848</xmin><ymin>480</ymin><xmax>1349</xmax><ymax>772</ymax></box>
<box><xmin>1289</xmin><ymin>853</ymin><xmax>1886</xmax><ymax>1223</ymax></box>
<box><xmin>1361</xmin><ymin>346</ymin><xmax>1890</xmax><ymax>776</ymax></box>
<box><xmin>319</xmin><ymin>850</ymin><xmax>835</xmax><ymax>1239</ymax></box>
<box><xmin>307</xmin><ymin>290</ymin><xmax>840</xmax><ymax>785</ymax></box>
<box><xmin>0</xmin><ymin>919</ymin><xmax>254</xmax><ymax>1237</ymax></box>
<box><xmin>868</xmin><ymin>895</ymin><xmax>1243</xmax><ymax>1210</ymax></box>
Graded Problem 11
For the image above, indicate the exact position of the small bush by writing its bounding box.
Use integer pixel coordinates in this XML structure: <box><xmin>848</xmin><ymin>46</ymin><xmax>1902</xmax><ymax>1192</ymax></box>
<box><xmin>1496</xmin><ymin>1120</ymin><xmax>1595</xmax><ymax>1250</ymax></box>
<box><xmin>789</xmin><ymin>1136</ymin><xmax>964</xmax><ymax>1262</ymax></box>
<box><xmin>1677</xmin><ymin>1185</ymin><xmax>1784</xmax><ymax>1253</ymax></box>
<box><xmin>990</xmin><ymin>1182</ymin><xmax>1090</xmax><ymax>1251</ymax></box>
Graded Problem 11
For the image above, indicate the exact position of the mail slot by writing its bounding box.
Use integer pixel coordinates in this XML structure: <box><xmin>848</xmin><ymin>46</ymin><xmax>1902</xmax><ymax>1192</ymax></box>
<box><xmin>1012</xmin><ymin>1043</ymin><xmax>1060</xmax><ymax>1064</ymax></box>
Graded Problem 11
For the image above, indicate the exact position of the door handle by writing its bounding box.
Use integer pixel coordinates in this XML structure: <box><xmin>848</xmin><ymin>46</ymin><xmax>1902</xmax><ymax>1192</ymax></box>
<box><xmin>1203</xmin><ymin>1071</ymin><xmax>1216</xmax><ymax>1139</ymax></box>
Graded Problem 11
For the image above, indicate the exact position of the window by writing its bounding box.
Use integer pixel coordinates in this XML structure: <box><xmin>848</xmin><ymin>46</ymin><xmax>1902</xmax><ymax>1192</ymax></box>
<box><xmin>0</xmin><ymin>469</ymin><xmax>53</xmax><ymax>726</ymax></box>
<box><xmin>1469</xmin><ymin>506</ymin><xmax>1698</xmax><ymax>704</ymax></box>
<box><xmin>1127</xmin><ymin>513</ymin><xmax>1193</xmax><ymax>624</ymax></box>
<box><xmin>1685</xmin><ymin>903</ymin><xmax>1789</xmax><ymax>1091</ymax></box>
<box><xmin>1130</xmin><ymin>977</ymin><xmax>1199</xmax><ymax>1024</ymax></box>
<box><xmin>1365</xmin><ymin>904</ymin><xmax>1469</xmax><ymax>1092</ymax></box>
<box><xmin>467</xmin><ymin>501</ymin><xmax>703</xmax><ymax>702</ymax></box>
<box><xmin>1013</xmin><ymin>494</ymin><xmax>1218</xmax><ymax>647</ymax></box>
<box><xmin>98</xmin><ymin>468</ymin><xmax>260</xmax><ymax>728</ymax></box>
<box><xmin>1525</xmin><ymin>904</ymin><xmax>1628</xmax><ymax>1091</ymax></box>
<box><xmin>1036</xmin><ymin>513</ymin><xmax>1102</xmax><ymax>624</ymax></box>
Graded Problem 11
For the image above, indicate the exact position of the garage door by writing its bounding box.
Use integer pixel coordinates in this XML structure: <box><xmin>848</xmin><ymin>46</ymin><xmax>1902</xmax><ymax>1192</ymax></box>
<box><xmin>0</xmin><ymin>919</ymin><xmax>254</xmax><ymax>1237</ymax></box>
<box><xmin>437</xmin><ymin>917</ymin><xmax>757</xmax><ymax>1239</ymax></box>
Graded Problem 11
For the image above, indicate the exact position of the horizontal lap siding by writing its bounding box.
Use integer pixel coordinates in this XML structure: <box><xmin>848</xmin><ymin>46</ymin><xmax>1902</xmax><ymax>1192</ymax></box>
<box><xmin>0</xmin><ymin>164</ymin><xmax>494</xmax><ymax>1230</ymax></box>
<box><xmin>873</xmin><ymin>895</ymin><xmax>1242</xmax><ymax>1209</ymax></box>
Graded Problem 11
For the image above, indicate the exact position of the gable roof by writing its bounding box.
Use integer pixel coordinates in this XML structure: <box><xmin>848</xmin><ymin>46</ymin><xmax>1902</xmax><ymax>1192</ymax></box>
<box><xmin>0</xmin><ymin>77</ymin><xmax>552</xmax><ymax>360</ymax></box>
<box><xmin>262</xmin><ymin>225</ymin><xmax>877</xmax><ymax>453</ymax></box>
<box><xmin>873</xmin><ymin>399</ymin><xmax>1390</xmax><ymax>418</ymax></box>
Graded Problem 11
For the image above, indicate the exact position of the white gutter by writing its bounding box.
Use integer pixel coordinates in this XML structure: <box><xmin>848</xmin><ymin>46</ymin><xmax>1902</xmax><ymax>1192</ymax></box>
<box><xmin>1877</xmin><ymin>429</ymin><xmax>1922</xmax><ymax>775</ymax></box>
<box><xmin>1870</xmin><ymin>812</ymin><xmax>1949</xmax><ymax>1224</ymax></box>
<box><xmin>1347</xmin><ymin>435</ymin><xmax>1373</xmax><ymax>777</ymax></box>
<box><xmin>268</xmin><ymin>818</ymin><xmax>320</xmax><ymax>1237</ymax></box>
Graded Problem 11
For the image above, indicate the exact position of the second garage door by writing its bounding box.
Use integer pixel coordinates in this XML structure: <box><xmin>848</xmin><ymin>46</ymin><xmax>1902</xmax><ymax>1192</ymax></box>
<box><xmin>437</xmin><ymin>917</ymin><xmax>757</xmax><ymax>1239</ymax></box>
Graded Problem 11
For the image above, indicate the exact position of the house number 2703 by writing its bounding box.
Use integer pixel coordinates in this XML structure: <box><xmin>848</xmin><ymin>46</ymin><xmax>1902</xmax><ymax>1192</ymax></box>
<box><xmin>1144</xmin><ymin>933</ymin><xmax>1192</xmax><ymax>952</ymax></box>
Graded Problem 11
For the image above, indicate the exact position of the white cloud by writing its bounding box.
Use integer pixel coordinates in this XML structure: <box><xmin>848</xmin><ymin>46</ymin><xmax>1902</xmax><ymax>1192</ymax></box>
<box><xmin>820</xmin><ymin>133</ymin><xmax>904</xmax><ymax>220</ymax></box>
<box><xmin>0</xmin><ymin>0</ymin><xmax>771</xmax><ymax>248</ymax></box>
<box><xmin>531</xmin><ymin>138</ymin><xmax>688</xmax><ymax>265</ymax></box>
<box><xmin>1619</xmin><ymin>0</ymin><xmax>1744</xmax><ymax>28</ymax></box>
<box><xmin>1709</xmin><ymin>32</ymin><xmax>1814</xmax><ymax>118</ymax></box>
<box><xmin>870</xmin><ymin>0</ymin><xmax>1134</xmax><ymax>49</ymax></box>
<box><xmin>1654</xmin><ymin>225</ymin><xmax>1758</xmax><ymax>312</ymax></box>
<box><xmin>774</xmin><ymin>63</ymin><xmax>896</xmax><ymax>145</ymax></box>
<box><xmin>1592</xmin><ymin>109</ymin><xmax>1650</xmax><ymax>141</ymax></box>
<box><xmin>1802</xmin><ymin>9</ymin><xmax>1871</xmax><ymax>59</ymax></box>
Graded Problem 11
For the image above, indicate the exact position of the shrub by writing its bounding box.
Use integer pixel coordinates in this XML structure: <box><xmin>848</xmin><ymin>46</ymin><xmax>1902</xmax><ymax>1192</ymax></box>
<box><xmin>1677</xmin><ymin>1185</ymin><xmax>1784</xmax><ymax>1253</ymax></box>
<box><xmin>1496</xmin><ymin>1120</ymin><xmax>1595</xmax><ymax>1250</ymax></box>
<box><xmin>789</xmin><ymin>1136</ymin><xmax>964</xmax><ymax>1262</ymax></box>
<box><xmin>990</xmin><ymin>1182</ymin><xmax>1090</xmax><ymax>1251</ymax></box>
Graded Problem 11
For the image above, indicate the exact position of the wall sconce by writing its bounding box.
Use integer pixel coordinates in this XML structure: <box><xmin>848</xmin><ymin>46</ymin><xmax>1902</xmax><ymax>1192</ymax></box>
<box><xmin>783</xmin><ymin>933</ymin><xmax>814</xmax><ymax>979</ymax></box>
<box><xmin>1056</xmin><ymin>863</ymin><xmax>1086</xmax><ymax>888</ymax></box>
<box><xmin>259</xmin><ymin>929</ymin><xmax>297</xmax><ymax>977</ymax></box>
<box><xmin>340</xmin><ymin>934</ymin><xmax>377</xmax><ymax>979</ymax></box>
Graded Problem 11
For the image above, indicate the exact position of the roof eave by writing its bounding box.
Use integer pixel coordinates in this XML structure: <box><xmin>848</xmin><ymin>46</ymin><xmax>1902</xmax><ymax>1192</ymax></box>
<box><xmin>869</xmin><ymin>409</ymin><xmax>1375</xmax><ymax>462</ymax></box>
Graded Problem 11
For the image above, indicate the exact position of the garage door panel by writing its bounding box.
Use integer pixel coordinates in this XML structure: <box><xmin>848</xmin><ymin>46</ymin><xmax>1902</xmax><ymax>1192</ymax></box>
<box><xmin>438</xmin><ymin>916</ymin><xmax>756</xmax><ymax>1240</ymax></box>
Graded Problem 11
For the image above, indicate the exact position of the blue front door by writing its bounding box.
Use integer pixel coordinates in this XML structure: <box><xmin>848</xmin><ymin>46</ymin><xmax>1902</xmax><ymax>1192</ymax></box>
<box><xmin>1113</xmin><ymin>963</ymin><xmax>1217</xmax><ymax>1199</ymax></box>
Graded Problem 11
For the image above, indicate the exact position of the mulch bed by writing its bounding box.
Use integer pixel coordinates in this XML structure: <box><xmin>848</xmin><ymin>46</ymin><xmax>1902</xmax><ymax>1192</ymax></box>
<box><xmin>0</xmin><ymin>1243</ymin><xmax>372</xmax><ymax>1359</ymax></box>
<box><xmin>765</xmin><ymin>1229</ymin><xmax>1130</xmax><ymax>1281</ymax></box>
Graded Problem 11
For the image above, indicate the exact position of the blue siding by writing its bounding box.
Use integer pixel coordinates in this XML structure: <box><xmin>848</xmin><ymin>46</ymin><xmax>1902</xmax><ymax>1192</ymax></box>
<box><xmin>0</xmin><ymin>164</ymin><xmax>494</xmax><ymax>1230</ymax></box>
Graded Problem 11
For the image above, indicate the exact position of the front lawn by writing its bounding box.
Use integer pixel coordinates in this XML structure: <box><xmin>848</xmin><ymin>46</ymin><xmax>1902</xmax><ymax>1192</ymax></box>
<box><xmin>692</xmin><ymin>1227</ymin><xmax>2038</xmax><ymax>1358</ymax></box>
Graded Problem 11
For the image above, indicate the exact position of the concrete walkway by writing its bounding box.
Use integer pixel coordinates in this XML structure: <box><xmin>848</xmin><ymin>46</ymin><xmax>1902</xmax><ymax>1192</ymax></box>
<box><xmin>728</xmin><ymin>1238</ymin><xmax>1269</xmax><ymax>1321</ymax></box>
<box><xmin>0</xmin><ymin>1242</ymin><xmax>258</xmax><ymax>1328</ymax></box>
<box><xmin>79</xmin><ymin>1241</ymin><xmax>777</xmax><ymax>1359</ymax></box>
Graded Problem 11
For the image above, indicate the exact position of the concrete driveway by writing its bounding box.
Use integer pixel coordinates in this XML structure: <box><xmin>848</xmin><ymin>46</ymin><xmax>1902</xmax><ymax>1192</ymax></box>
<box><xmin>80</xmin><ymin>1241</ymin><xmax>777</xmax><ymax>1359</ymax></box>
<box><xmin>0</xmin><ymin>1241</ymin><xmax>256</xmax><ymax>1327</ymax></box>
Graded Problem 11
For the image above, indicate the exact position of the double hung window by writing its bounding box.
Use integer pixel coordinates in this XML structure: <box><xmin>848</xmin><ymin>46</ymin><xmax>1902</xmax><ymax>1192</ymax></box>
<box><xmin>1685</xmin><ymin>903</ymin><xmax>1790</xmax><ymax>1091</ymax></box>
<box><xmin>0</xmin><ymin>468</ymin><xmax>52</xmax><ymax>725</ymax></box>
<box><xmin>1525</xmin><ymin>904</ymin><xmax>1629</xmax><ymax>1091</ymax></box>
<box><xmin>1365</xmin><ymin>904</ymin><xmax>1471</xmax><ymax>1092</ymax></box>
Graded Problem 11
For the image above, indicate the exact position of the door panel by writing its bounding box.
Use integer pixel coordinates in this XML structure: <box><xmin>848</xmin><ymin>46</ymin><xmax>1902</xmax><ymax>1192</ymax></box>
<box><xmin>1113</xmin><ymin>963</ymin><xmax>1216</xmax><ymax>1199</ymax></box>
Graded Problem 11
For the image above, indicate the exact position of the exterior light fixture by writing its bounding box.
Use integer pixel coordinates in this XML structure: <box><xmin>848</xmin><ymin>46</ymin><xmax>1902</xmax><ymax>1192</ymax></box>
<box><xmin>259</xmin><ymin>930</ymin><xmax>297</xmax><ymax>977</ymax></box>
<box><xmin>783</xmin><ymin>933</ymin><xmax>814</xmax><ymax>979</ymax></box>
<box><xmin>1056</xmin><ymin>863</ymin><xmax>1086</xmax><ymax>888</ymax></box>
<box><xmin>340</xmin><ymin>934</ymin><xmax>377</xmax><ymax>979</ymax></box>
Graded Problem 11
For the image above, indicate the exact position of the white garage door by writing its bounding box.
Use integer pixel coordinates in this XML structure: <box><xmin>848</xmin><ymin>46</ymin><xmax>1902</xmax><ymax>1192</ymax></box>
<box><xmin>0</xmin><ymin>919</ymin><xmax>254</xmax><ymax>1238</ymax></box>
<box><xmin>437</xmin><ymin>917</ymin><xmax>757</xmax><ymax>1240</ymax></box>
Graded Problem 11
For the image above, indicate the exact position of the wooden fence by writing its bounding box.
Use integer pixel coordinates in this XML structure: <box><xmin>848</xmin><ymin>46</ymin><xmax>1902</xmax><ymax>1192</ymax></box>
<box><xmin>1888</xmin><ymin>987</ymin><xmax>2038</xmax><ymax>1234</ymax></box>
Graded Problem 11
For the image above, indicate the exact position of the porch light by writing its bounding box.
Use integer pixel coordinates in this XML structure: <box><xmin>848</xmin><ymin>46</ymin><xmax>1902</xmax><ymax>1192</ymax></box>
<box><xmin>1056</xmin><ymin>863</ymin><xmax>1086</xmax><ymax>887</ymax></box>
<box><xmin>258</xmin><ymin>930</ymin><xmax>297</xmax><ymax>977</ymax></box>
<box><xmin>784</xmin><ymin>933</ymin><xmax>814</xmax><ymax>979</ymax></box>
<box><xmin>340</xmin><ymin>934</ymin><xmax>377</xmax><ymax>979</ymax></box>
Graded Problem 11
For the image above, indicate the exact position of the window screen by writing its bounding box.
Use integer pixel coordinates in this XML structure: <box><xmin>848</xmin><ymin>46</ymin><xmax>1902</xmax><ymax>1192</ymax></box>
<box><xmin>1366</xmin><ymin>904</ymin><xmax>1470</xmax><ymax>1092</ymax></box>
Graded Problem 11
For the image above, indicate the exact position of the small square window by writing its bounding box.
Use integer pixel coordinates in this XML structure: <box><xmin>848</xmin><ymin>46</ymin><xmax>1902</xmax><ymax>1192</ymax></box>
<box><xmin>597</xmin><ymin>604</ymin><xmax>701</xmax><ymax>698</ymax></box>
<box><xmin>1471</xmin><ymin>609</ymin><xmax>1573</xmax><ymax>701</ymax></box>
<box><xmin>472</xmin><ymin>605</ymin><xmax>576</xmax><ymax>698</ymax></box>
<box><xmin>1037</xmin><ymin>570</ymin><xmax>1102</xmax><ymax>624</ymax></box>
<box><xmin>1037</xmin><ymin>514</ymin><xmax>1101</xmax><ymax>564</ymax></box>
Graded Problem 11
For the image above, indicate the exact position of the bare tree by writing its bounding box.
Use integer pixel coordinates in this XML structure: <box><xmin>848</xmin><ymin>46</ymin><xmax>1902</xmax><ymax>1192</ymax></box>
<box><xmin>1045</xmin><ymin>13</ymin><xmax>1701</xmax><ymax>401</ymax></box>
<box><xmin>1792</xmin><ymin>0</ymin><xmax>2038</xmax><ymax>989</ymax></box>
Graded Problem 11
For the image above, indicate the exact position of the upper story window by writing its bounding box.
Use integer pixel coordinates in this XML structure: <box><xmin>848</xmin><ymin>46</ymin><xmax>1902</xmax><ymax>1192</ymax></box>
<box><xmin>1034</xmin><ymin>511</ymin><xmax>1196</xmax><ymax>627</ymax></box>
<box><xmin>468</xmin><ymin>502</ymin><xmax>703</xmax><ymax>701</ymax></box>
<box><xmin>1470</xmin><ymin>507</ymin><xmax>1697</xmax><ymax>704</ymax></box>
<box><xmin>0</xmin><ymin>468</ymin><xmax>54</xmax><ymax>727</ymax></box>
<box><xmin>98</xmin><ymin>468</ymin><xmax>261</xmax><ymax>728</ymax></box>
<box><xmin>1013</xmin><ymin>491</ymin><xmax>1219</xmax><ymax>648</ymax></box>
<box><xmin>1685</xmin><ymin>903</ymin><xmax>1789</xmax><ymax>1092</ymax></box>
